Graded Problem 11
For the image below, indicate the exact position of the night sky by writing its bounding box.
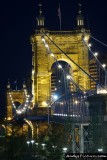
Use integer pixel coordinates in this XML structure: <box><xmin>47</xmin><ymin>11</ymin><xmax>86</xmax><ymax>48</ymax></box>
<box><xmin>0</xmin><ymin>0</ymin><xmax>107</xmax><ymax>116</ymax></box>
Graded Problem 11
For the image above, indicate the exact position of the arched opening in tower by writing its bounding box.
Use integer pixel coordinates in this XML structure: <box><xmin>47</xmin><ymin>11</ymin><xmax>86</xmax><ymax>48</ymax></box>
<box><xmin>51</xmin><ymin>61</ymin><xmax>73</xmax><ymax>114</ymax></box>
<box><xmin>14</xmin><ymin>101</ymin><xmax>21</xmax><ymax>109</ymax></box>
<box><xmin>13</xmin><ymin>101</ymin><xmax>21</xmax><ymax>115</ymax></box>
<box><xmin>51</xmin><ymin>61</ymin><xmax>72</xmax><ymax>96</ymax></box>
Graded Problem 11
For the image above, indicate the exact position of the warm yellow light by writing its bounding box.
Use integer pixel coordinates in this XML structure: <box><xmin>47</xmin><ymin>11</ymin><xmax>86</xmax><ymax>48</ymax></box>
<box><xmin>42</xmin><ymin>101</ymin><xmax>48</xmax><ymax>107</ymax></box>
<box><xmin>97</xmin><ymin>88</ymin><xmax>107</xmax><ymax>94</ymax></box>
<box><xmin>16</xmin><ymin>110</ymin><xmax>22</xmax><ymax>114</ymax></box>
<box><xmin>42</xmin><ymin>37</ymin><xmax>45</xmax><ymax>42</ymax></box>
<box><xmin>84</xmin><ymin>37</ymin><xmax>88</xmax><ymax>41</ymax></box>
<box><xmin>45</xmin><ymin>44</ymin><xmax>49</xmax><ymax>48</ymax></box>
<box><xmin>50</xmin><ymin>53</ymin><xmax>54</xmax><ymax>57</ymax></box>
<box><xmin>7</xmin><ymin>117</ymin><xmax>12</xmax><ymax>120</ymax></box>
<box><xmin>32</xmin><ymin>69</ymin><xmax>34</xmax><ymax>74</ymax></box>
<box><xmin>74</xmin><ymin>100</ymin><xmax>79</xmax><ymax>104</ymax></box>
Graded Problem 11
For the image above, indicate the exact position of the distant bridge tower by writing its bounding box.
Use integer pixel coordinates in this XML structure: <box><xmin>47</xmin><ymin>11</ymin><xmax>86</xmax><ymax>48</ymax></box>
<box><xmin>6</xmin><ymin>80</ymin><xmax>29</xmax><ymax>136</ymax></box>
<box><xmin>31</xmin><ymin>3</ymin><xmax>91</xmax><ymax>114</ymax></box>
<box><xmin>6</xmin><ymin>80</ymin><xmax>27</xmax><ymax>120</ymax></box>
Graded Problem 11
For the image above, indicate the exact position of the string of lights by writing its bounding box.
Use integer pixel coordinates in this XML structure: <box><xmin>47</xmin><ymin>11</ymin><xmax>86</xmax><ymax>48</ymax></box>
<box><xmin>83</xmin><ymin>37</ymin><xmax>106</xmax><ymax>71</ymax></box>
<box><xmin>8</xmin><ymin>92</ymin><xmax>16</xmax><ymax>109</ymax></box>
<box><xmin>83</xmin><ymin>36</ymin><xmax>107</xmax><ymax>92</ymax></box>
<box><xmin>8</xmin><ymin>87</ymin><xmax>32</xmax><ymax>116</ymax></box>
<box><xmin>43</xmin><ymin>32</ymin><xmax>107</xmax><ymax>94</ymax></box>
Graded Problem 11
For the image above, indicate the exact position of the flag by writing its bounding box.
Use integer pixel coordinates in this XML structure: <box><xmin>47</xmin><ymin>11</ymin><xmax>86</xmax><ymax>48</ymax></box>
<box><xmin>58</xmin><ymin>3</ymin><xmax>61</xmax><ymax>30</ymax></box>
<box><xmin>58</xmin><ymin>3</ymin><xmax>61</xmax><ymax>19</ymax></box>
<box><xmin>14</xmin><ymin>79</ymin><xmax>17</xmax><ymax>90</ymax></box>
<box><xmin>14</xmin><ymin>80</ymin><xmax>17</xmax><ymax>84</ymax></box>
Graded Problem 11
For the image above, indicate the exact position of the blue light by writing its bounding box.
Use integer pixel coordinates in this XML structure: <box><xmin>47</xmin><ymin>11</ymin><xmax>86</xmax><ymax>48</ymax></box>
<box><xmin>53</xmin><ymin>95</ymin><xmax>58</xmax><ymax>100</ymax></box>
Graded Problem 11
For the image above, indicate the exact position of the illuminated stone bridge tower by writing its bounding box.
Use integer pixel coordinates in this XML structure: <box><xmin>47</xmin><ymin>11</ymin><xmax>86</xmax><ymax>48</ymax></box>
<box><xmin>31</xmin><ymin>4</ymin><xmax>91</xmax><ymax>114</ymax></box>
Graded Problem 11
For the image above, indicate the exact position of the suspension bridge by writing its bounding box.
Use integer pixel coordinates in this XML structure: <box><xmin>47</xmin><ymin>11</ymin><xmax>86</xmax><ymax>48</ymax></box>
<box><xmin>1</xmin><ymin>2</ymin><xmax>107</xmax><ymax>154</ymax></box>
<box><xmin>4</xmin><ymin>29</ymin><xmax>107</xmax><ymax>153</ymax></box>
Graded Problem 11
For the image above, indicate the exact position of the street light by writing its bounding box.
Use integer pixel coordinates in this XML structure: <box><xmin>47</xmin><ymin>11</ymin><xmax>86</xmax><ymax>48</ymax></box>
<box><xmin>35</xmin><ymin>143</ymin><xmax>39</xmax><ymax>148</ymax></box>
<box><xmin>62</xmin><ymin>147</ymin><xmax>68</xmax><ymax>153</ymax></box>
<box><xmin>98</xmin><ymin>148</ymin><xmax>103</xmax><ymax>152</ymax></box>
<box><xmin>52</xmin><ymin>145</ymin><xmax>57</xmax><ymax>151</ymax></box>
<box><xmin>31</xmin><ymin>140</ymin><xmax>35</xmax><ymax>144</ymax></box>
<box><xmin>31</xmin><ymin>140</ymin><xmax>35</xmax><ymax>148</ymax></box>
<box><xmin>27</xmin><ymin>141</ymin><xmax>30</xmax><ymax>147</ymax></box>
<box><xmin>42</xmin><ymin>143</ymin><xmax>45</xmax><ymax>149</ymax></box>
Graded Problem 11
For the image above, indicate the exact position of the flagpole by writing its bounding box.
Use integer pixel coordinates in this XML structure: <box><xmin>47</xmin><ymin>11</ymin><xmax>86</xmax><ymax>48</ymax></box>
<box><xmin>58</xmin><ymin>3</ymin><xmax>61</xmax><ymax>31</ymax></box>
<box><xmin>14</xmin><ymin>79</ymin><xmax>17</xmax><ymax>90</ymax></box>
<box><xmin>59</xmin><ymin>3</ymin><xmax>61</xmax><ymax>31</ymax></box>
<box><xmin>60</xmin><ymin>11</ymin><xmax>61</xmax><ymax>31</ymax></box>
<box><xmin>15</xmin><ymin>79</ymin><xmax>17</xmax><ymax>90</ymax></box>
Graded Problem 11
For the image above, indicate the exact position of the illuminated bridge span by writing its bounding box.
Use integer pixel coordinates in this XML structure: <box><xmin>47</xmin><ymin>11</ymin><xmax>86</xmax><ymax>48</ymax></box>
<box><xmin>6</xmin><ymin>30</ymin><xmax>107</xmax><ymax>119</ymax></box>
